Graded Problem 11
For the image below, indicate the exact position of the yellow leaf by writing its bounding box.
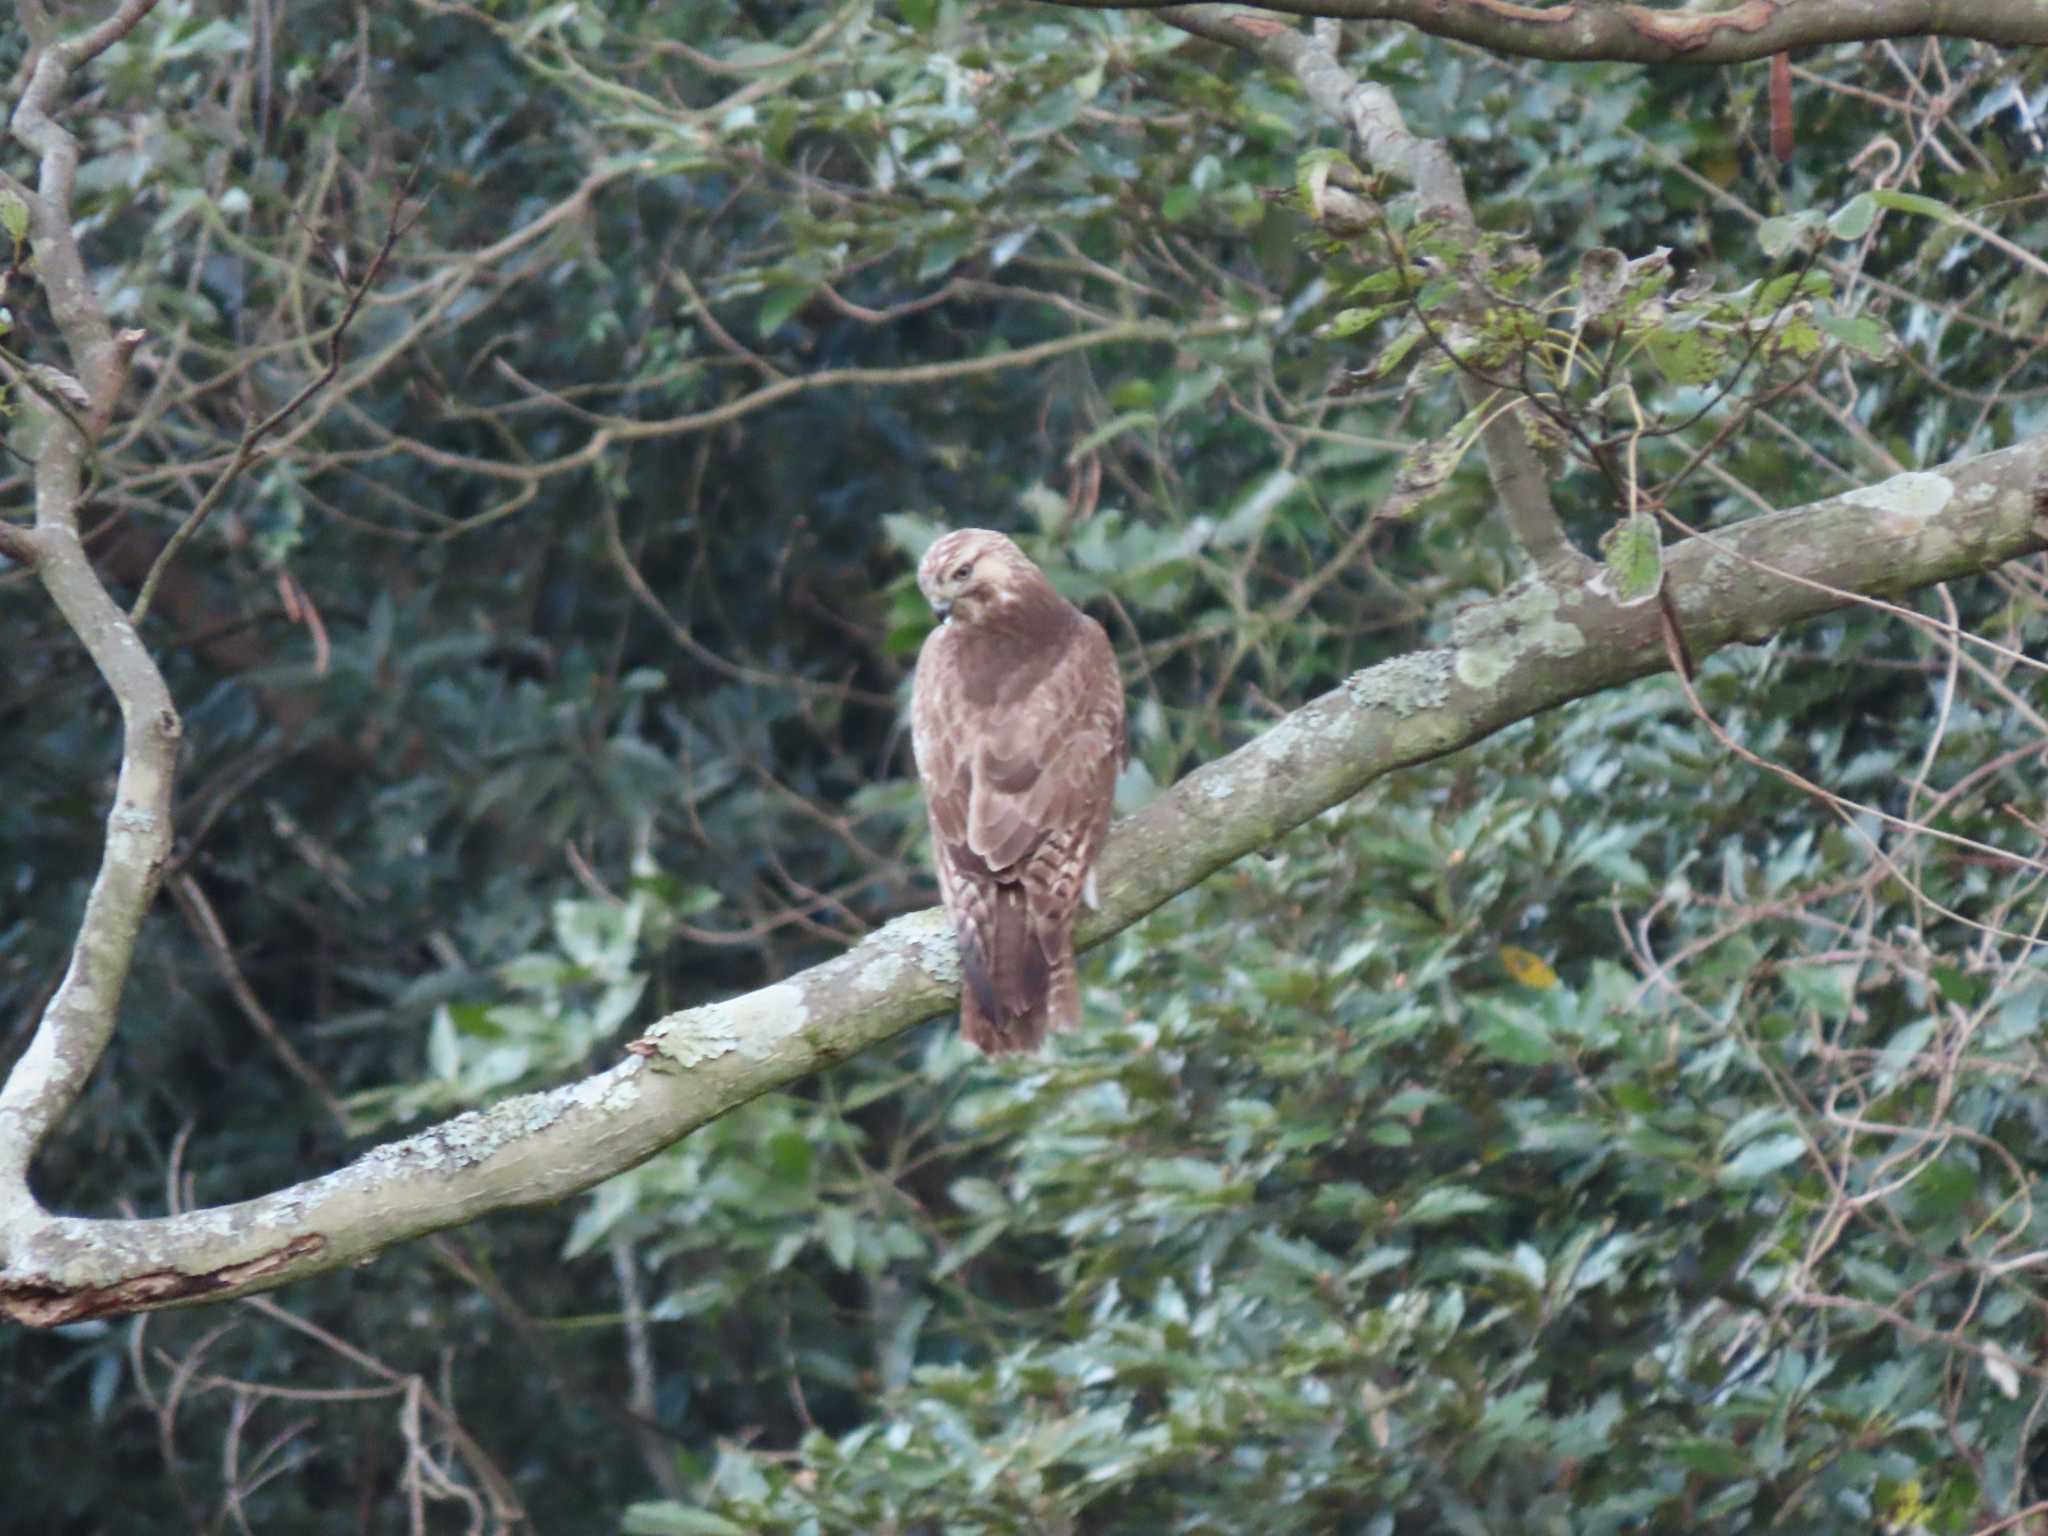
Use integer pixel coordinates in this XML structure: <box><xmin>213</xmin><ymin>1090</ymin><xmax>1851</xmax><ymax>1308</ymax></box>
<box><xmin>1877</xmin><ymin>1478</ymin><xmax>1929</xmax><ymax>1534</ymax></box>
<box><xmin>1499</xmin><ymin>946</ymin><xmax>1558</xmax><ymax>989</ymax></box>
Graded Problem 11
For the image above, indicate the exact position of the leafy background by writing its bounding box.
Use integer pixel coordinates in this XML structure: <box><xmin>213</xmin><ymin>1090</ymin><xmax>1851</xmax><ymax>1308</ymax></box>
<box><xmin>3</xmin><ymin>2</ymin><xmax>2046</xmax><ymax>1531</ymax></box>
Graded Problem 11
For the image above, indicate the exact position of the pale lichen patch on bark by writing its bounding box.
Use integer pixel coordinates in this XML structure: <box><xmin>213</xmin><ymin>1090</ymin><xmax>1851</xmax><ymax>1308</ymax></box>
<box><xmin>1203</xmin><ymin>700</ymin><xmax>1353</xmax><ymax>804</ymax></box>
<box><xmin>636</xmin><ymin>1007</ymin><xmax>742</xmax><ymax>1068</ymax></box>
<box><xmin>564</xmin><ymin>1067</ymin><xmax>641</xmax><ymax>1114</ymax></box>
<box><xmin>875</xmin><ymin>907</ymin><xmax>960</xmax><ymax>986</ymax></box>
<box><xmin>1347</xmin><ymin>647</ymin><xmax>1454</xmax><ymax>716</ymax></box>
<box><xmin>852</xmin><ymin>910</ymin><xmax>960</xmax><ymax>995</ymax></box>
<box><xmin>1451</xmin><ymin>580</ymin><xmax>1586</xmax><ymax>690</ymax></box>
<box><xmin>637</xmin><ymin>982</ymin><xmax>811</xmax><ymax>1067</ymax></box>
<box><xmin>415</xmin><ymin>1107</ymin><xmax>524</xmax><ymax>1167</ymax></box>
<box><xmin>851</xmin><ymin>946</ymin><xmax>909</xmax><ymax>995</ymax></box>
<box><xmin>727</xmin><ymin>982</ymin><xmax>811</xmax><ymax>1061</ymax></box>
<box><xmin>1843</xmin><ymin>471</ymin><xmax>1955</xmax><ymax>528</ymax></box>
<box><xmin>109</xmin><ymin>806</ymin><xmax>158</xmax><ymax>834</ymax></box>
<box><xmin>358</xmin><ymin>1097</ymin><xmax>560</xmax><ymax>1172</ymax></box>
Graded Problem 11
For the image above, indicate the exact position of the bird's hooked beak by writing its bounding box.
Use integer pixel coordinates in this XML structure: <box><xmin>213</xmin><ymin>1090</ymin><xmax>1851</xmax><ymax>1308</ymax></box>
<box><xmin>932</xmin><ymin>601</ymin><xmax>953</xmax><ymax>623</ymax></box>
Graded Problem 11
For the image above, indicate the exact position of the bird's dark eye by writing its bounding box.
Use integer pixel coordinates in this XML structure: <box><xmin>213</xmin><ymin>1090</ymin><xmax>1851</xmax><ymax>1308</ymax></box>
<box><xmin>951</xmin><ymin>561</ymin><xmax>975</xmax><ymax>581</ymax></box>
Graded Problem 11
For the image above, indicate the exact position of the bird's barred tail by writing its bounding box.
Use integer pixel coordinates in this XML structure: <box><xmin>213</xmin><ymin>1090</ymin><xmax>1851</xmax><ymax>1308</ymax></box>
<box><xmin>956</xmin><ymin>886</ymin><xmax>1080</xmax><ymax>1055</ymax></box>
<box><xmin>959</xmin><ymin>988</ymin><xmax>1047</xmax><ymax>1056</ymax></box>
<box><xmin>959</xmin><ymin>950</ymin><xmax>1080</xmax><ymax>1055</ymax></box>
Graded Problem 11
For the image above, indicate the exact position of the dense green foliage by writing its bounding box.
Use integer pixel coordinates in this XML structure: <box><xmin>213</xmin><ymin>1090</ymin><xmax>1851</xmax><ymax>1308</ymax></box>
<box><xmin>4</xmin><ymin>1</ymin><xmax>2046</xmax><ymax>1531</ymax></box>
<box><xmin>640</xmin><ymin>672</ymin><xmax>2048</xmax><ymax>1534</ymax></box>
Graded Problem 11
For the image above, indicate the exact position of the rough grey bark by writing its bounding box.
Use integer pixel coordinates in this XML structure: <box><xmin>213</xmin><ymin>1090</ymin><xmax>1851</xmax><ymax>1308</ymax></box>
<box><xmin>0</xmin><ymin>0</ymin><xmax>175</xmax><ymax>1216</ymax></box>
<box><xmin>3</xmin><ymin>437</ymin><xmax>2043</xmax><ymax>1326</ymax></box>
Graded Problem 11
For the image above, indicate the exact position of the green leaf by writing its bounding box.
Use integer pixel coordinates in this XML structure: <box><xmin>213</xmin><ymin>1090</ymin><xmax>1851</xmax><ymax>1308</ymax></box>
<box><xmin>1782</xmin><ymin>962</ymin><xmax>1855</xmax><ymax>1021</ymax></box>
<box><xmin>756</xmin><ymin>282</ymin><xmax>812</xmax><ymax>336</ymax></box>
<box><xmin>1870</xmin><ymin>1018</ymin><xmax>1936</xmax><ymax>1092</ymax></box>
<box><xmin>1984</xmin><ymin>1348</ymin><xmax>2023</xmax><ymax>1400</ymax></box>
<box><xmin>931</xmin><ymin>1219</ymin><xmax>1007</xmax><ymax>1279</ymax></box>
<box><xmin>1670</xmin><ymin>1438</ymin><xmax>1750</xmax><ymax>1477</ymax></box>
<box><xmin>1162</xmin><ymin>366</ymin><xmax>1223</xmax><ymax>420</ymax></box>
<box><xmin>1295</xmin><ymin>147</ymin><xmax>1358</xmax><ymax>210</ymax></box>
<box><xmin>918</xmin><ymin>227</ymin><xmax>977</xmax><ymax>281</ymax></box>
<box><xmin>1217</xmin><ymin>470</ymin><xmax>1299</xmax><ymax>545</ymax></box>
<box><xmin>1405</xmin><ymin>1185</ymin><xmax>1498</xmax><ymax>1225</ymax></box>
<box><xmin>1870</xmin><ymin>188</ymin><xmax>1955</xmax><ymax>222</ymax></box>
<box><xmin>1814</xmin><ymin>312</ymin><xmax>1896</xmax><ymax>361</ymax></box>
<box><xmin>1718</xmin><ymin>1133</ymin><xmax>1806</xmax><ymax>1186</ymax></box>
<box><xmin>1773</xmin><ymin>317</ymin><xmax>1824</xmax><ymax>358</ymax></box>
<box><xmin>1906</xmin><ymin>1157</ymin><xmax>1975</xmax><ymax>1220</ymax></box>
<box><xmin>621</xmin><ymin>1505</ymin><xmax>751</xmax><ymax>1536</ymax></box>
<box><xmin>881</xmin><ymin>511</ymin><xmax>942</xmax><ymax>562</ymax></box>
<box><xmin>1475</xmin><ymin>1011</ymin><xmax>1560</xmax><ymax>1065</ymax></box>
<box><xmin>1326</xmin><ymin>303</ymin><xmax>1397</xmax><ymax>338</ymax></box>
<box><xmin>427</xmin><ymin>1006</ymin><xmax>461</xmax><ymax>1081</ymax></box>
<box><xmin>1347</xmin><ymin>268</ymin><xmax>1406</xmax><ymax>299</ymax></box>
<box><xmin>819</xmin><ymin>1205</ymin><xmax>857</xmax><ymax>1270</ymax></box>
<box><xmin>1367</xmin><ymin>322</ymin><xmax>1427</xmax><ymax>381</ymax></box>
<box><xmin>1599</xmin><ymin>510</ymin><xmax>1663</xmax><ymax>607</ymax></box>
<box><xmin>1067</xmin><ymin>410</ymin><xmax>1157</xmax><ymax>460</ymax></box>
<box><xmin>1827</xmin><ymin>193</ymin><xmax>1877</xmax><ymax>241</ymax></box>
<box><xmin>1756</xmin><ymin>211</ymin><xmax>1822</xmax><ymax>257</ymax></box>
<box><xmin>0</xmin><ymin>190</ymin><xmax>26</xmax><ymax>248</ymax></box>
<box><xmin>1018</xmin><ymin>481</ymin><xmax>1068</xmax><ymax>531</ymax></box>
<box><xmin>553</xmin><ymin>897</ymin><xmax>630</xmax><ymax>971</ymax></box>
<box><xmin>1930</xmin><ymin>964</ymin><xmax>1988</xmax><ymax>1009</ymax></box>
<box><xmin>1644</xmin><ymin>329</ymin><xmax>1725</xmax><ymax>385</ymax></box>
<box><xmin>1138</xmin><ymin>1156</ymin><xmax>1226</xmax><ymax>1194</ymax></box>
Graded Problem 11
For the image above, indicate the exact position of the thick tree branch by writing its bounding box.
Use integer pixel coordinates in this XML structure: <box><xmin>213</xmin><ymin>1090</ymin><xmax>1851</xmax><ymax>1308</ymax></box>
<box><xmin>1049</xmin><ymin>0</ymin><xmax>2048</xmax><ymax>60</ymax></box>
<box><xmin>0</xmin><ymin>0</ymin><xmax>178</xmax><ymax>1208</ymax></box>
<box><xmin>3</xmin><ymin>433</ymin><xmax>2043</xmax><ymax>1326</ymax></box>
<box><xmin>1159</xmin><ymin>4</ymin><xmax>1585</xmax><ymax>576</ymax></box>
<box><xmin>9</xmin><ymin>0</ymin><xmax>161</xmax><ymax>411</ymax></box>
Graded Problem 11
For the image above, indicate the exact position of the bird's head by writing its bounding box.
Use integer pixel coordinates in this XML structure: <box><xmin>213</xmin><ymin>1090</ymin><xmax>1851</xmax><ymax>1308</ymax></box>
<box><xmin>917</xmin><ymin>528</ymin><xmax>1042</xmax><ymax>626</ymax></box>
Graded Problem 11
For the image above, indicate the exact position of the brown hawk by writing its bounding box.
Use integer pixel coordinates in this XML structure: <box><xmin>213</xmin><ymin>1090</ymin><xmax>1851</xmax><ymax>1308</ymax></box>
<box><xmin>911</xmin><ymin>529</ymin><xmax>1125</xmax><ymax>1054</ymax></box>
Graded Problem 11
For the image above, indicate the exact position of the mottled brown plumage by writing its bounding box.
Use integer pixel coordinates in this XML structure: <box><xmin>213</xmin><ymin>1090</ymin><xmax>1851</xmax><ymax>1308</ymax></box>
<box><xmin>911</xmin><ymin>529</ymin><xmax>1125</xmax><ymax>1054</ymax></box>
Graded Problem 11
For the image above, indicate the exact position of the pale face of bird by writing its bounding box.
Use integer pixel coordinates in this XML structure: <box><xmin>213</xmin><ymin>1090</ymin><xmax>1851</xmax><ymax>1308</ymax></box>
<box><xmin>916</xmin><ymin>528</ymin><xmax>1034</xmax><ymax>626</ymax></box>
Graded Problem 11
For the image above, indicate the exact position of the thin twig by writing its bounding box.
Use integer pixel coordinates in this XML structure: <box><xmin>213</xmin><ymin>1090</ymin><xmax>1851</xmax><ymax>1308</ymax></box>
<box><xmin>168</xmin><ymin>873</ymin><xmax>349</xmax><ymax>1128</ymax></box>
<box><xmin>130</xmin><ymin>170</ymin><xmax>423</xmax><ymax>625</ymax></box>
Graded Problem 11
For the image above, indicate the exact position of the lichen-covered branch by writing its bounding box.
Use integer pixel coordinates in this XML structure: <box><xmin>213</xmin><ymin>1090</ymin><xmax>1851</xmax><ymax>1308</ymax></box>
<box><xmin>0</xmin><ymin>0</ymin><xmax>176</xmax><ymax>1205</ymax></box>
<box><xmin>1155</xmin><ymin>4</ymin><xmax>1586</xmax><ymax>577</ymax></box>
<box><xmin>1048</xmin><ymin>0</ymin><xmax>2048</xmax><ymax>61</ymax></box>
<box><xmin>5</xmin><ymin>434</ymin><xmax>2042</xmax><ymax>1326</ymax></box>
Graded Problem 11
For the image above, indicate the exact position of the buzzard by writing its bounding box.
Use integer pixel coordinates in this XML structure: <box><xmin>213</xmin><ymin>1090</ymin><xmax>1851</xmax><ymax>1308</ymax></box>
<box><xmin>911</xmin><ymin>529</ymin><xmax>1125</xmax><ymax>1054</ymax></box>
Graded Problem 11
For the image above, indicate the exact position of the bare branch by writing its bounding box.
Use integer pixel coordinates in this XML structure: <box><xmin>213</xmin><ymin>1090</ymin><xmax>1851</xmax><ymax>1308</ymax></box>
<box><xmin>382</xmin><ymin>315</ymin><xmax>1250</xmax><ymax>497</ymax></box>
<box><xmin>167</xmin><ymin>875</ymin><xmax>349</xmax><ymax>1130</ymax></box>
<box><xmin>130</xmin><ymin>175</ymin><xmax>417</xmax><ymax>625</ymax></box>
<box><xmin>1045</xmin><ymin>0</ymin><xmax>2048</xmax><ymax>61</ymax></box>
<box><xmin>0</xmin><ymin>0</ymin><xmax>180</xmax><ymax>1208</ymax></box>
<box><xmin>0</xmin><ymin>520</ymin><xmax>35</xmax><ymax>565</ymax></box>
<box><xmin>10</xmin><ymin>0</ymin><xmax>164</xmax><ymax>414</ymax></box>
<box><xmin>0</xmin><ymin>531</ymin><xmax>182</xmax><ymax>1206</ymax></box>
<box><xmin>3</xmin><ymin>431</ymin><xmax>2043</xmax><ymax>1325</ymax></box>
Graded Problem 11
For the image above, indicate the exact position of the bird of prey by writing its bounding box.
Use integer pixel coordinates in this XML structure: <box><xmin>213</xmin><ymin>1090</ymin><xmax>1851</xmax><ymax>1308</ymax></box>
<box><xmin>911</xmin><ymin>529</ymin><xmax>1125</xmax><ymax>1054</ymax></box>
